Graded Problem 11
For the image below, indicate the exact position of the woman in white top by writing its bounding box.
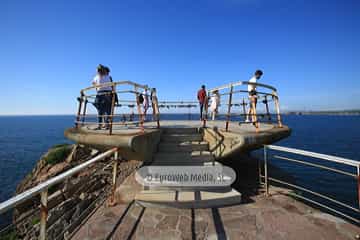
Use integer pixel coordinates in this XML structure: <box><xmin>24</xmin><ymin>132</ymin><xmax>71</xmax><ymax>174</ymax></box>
<box><xmin>92</xmin><ymin>64</ymin><xmax>112</xmax><ymax>129</ymax></box>
<box><xmin>210</xmin><ymin>90</ymin><xmax>220</xmax><ymax>120</ymax></box>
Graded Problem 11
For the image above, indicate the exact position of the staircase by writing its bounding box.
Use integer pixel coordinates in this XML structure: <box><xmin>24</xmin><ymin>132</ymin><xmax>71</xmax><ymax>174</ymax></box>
<box><xmin>135</xmin><ymin>127</ymin><xmax>241</xmax><ymax>208</ymax></box>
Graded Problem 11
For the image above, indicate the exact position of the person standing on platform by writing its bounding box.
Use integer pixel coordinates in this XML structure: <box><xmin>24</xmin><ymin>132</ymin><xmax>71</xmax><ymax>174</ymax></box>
<box><xmin>210</xmin><ymin>90</ymin><xmax>220</xmax><ymax>120</ymax></box>
<box><xmin>245</xmin><ymin>70</ymin><xmax>263</xmax><ymax>124</ymax></box>
<box><xmin>92</xmin><ymin>64</ymin><xmax>112</xmax><ymax>130</ymax></box>
<box><xmin>197</xmin><ymin>85</ymin><xmax>207</xmax><ymax>120</ymax></box>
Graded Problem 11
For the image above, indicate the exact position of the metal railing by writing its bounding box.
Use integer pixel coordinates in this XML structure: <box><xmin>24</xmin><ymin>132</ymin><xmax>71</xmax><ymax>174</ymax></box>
<box><xmin>207</xmin><ymin>81</ymin><xmax>282</xmax><ymax>132</ymax></box>
<box><xmin>75</xmin><ymin>81</ymin><xmax>160</xmax><ymax>134</ymax></box>
<box><xmin>261</xmin><ymin>145</ymin><xmax>360</xmax><ymax>223</ymax></box>
<box><xmin>0</xmin><ymin>148</ymin><xmax>119</xmax><ymax>240</ymax></box>
<box><xmin>75</xmin><ymin>80</ymin><xmax>282</xmax><ymax>134</ymax></box>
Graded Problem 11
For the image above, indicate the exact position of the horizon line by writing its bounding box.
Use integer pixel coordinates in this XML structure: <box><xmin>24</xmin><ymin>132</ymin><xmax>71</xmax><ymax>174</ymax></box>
<box><xmin>1</xmin><ymin>109</ymin><xmax>360</xmax><ymax>117</ymax></box>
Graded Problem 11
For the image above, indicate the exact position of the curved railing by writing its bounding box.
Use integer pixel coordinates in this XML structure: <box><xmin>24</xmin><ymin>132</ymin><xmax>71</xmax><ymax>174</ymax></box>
<box><xmin>207</xmin><ymin>80</ymin><xmax>282</xmax><ymax>132</ymax></box>
<box><xmin>74</xmin><ymin>80</ymin><xmax>283</xmax><ymax>134</ymax></box>
<box><xmin>75</xmin><ymin>80</ymin><xmax>160</xmax><ymax>134</ymax></box>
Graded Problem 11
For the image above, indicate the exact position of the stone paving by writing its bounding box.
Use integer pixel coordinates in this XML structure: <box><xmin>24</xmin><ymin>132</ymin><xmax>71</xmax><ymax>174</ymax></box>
<box><xmin>72</xmin><ymin>188</ymin><xmax>359</xmax><ymax>240</ymax></box>
<box><xmin>71</xmin><ymin>153</ymin><xmax>360</xmax><ymax>240</ymax></box>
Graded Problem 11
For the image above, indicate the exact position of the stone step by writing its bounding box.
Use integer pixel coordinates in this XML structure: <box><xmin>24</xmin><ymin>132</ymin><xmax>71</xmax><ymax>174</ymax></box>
<box><xmin>162</xmin><ymin>128</ymin><xmax>198</xmax><ymax>135</ymax></box>
<box><xmin>161</xmin><ymin>133</ymin><xmax>203</xmax><ymax>143</ymax></box>
<box><xmin>135</xmin><ymin>189</ymin><xmax>241</xmax><ymax>209</ymax></box>
<box><xmin>158</xmin><ymin>141</ymin><xmax>209</xmax><ymax>153</ymax></box>
<box><xmin>145</xmin><ymin>185</ymin><xmax>231</xmax><ymax>192</ymax></box>
<box><xmin>151</xmin><ymin>159</ymin><xmax>217</xmax><ymax>166</ymax></box>
<box><xmin>153</xmin><ymin>151</ymin><xmax>214</xmax><ymax>163</ymax></box>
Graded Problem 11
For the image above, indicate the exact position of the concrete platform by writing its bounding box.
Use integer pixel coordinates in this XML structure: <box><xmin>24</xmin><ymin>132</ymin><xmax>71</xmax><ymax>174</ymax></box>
<box><xmin>64</xmin><ymin>120</ymin><xmax>291</xmax><ymax>161</ymax></box>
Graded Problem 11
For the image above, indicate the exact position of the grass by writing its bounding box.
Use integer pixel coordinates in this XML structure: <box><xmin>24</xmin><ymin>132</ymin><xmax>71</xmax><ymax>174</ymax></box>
<box><xmin>0</xmin><ymin>230</ymin><xmax>18</xmax><ymax>240</ymax></box>
<box><xmin>51</xmin><ymin>143</ymin><xmax>70</xmax><ymax>148</ymax></box>
<box><xmin>45</xmin><ymin>144</ymin><xmax>72</xmax><ymax>165</ymax></box>
<box><xmin>31</xmin><ymin>217</ymin><xmax>40</xmax><ymax>226</ymax></box>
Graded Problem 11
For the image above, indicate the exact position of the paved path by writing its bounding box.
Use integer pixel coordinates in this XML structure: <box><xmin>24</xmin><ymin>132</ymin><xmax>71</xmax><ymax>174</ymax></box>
<box><xmin>72</xmin><ymin>189</ymin><xmax>359</xmax><ymax>240</ymax></box>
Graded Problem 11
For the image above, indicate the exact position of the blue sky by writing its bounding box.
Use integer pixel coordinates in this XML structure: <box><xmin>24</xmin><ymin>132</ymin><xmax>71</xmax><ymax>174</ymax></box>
<box><xmin>1</xmin><ymin>0</ymin><xmax>359</xmax><ymax>115</ymax></box>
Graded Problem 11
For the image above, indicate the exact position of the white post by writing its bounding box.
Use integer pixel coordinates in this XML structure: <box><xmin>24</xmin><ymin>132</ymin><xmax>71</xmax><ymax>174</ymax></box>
<box><xmin>39</xmin><ymin>190</ymin><xmax>48</xmax><ymax>240</ymax></box>
<box><xmin>357</xmin><ymin>165</ymin><xmax>360</xmax><ymax>210</ymax></box>
<box><xmin>264</xmin><ymin>146</ymin><xmax>269</xmax><ymax>196</ymax></box>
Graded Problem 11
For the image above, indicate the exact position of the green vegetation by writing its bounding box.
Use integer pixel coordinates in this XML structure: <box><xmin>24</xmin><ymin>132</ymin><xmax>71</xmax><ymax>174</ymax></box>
<box><xmin>52</xmin><ymin>143</ymin><xmax>70</xmax><ymax>148</ymax></box>
<box><xmin>31</xmin><ymin>217</ymin><xmax>40</xmax><ymax>226</ymax></box>
<box><xmin>45</xmin><ymin>144</ymin><xmax>72</xmax><ymax>165</ymax></box>
<box><xmin>0</xmin><ymin>230</ymin><xmax>18</xmax><ymax>240</ymax></box>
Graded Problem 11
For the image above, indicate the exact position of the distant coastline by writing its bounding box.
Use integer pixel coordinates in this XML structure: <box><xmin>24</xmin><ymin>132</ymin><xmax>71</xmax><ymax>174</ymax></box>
<box><xmin>284</xmin><ymin>110</ymin><xmax>360</xmax><ymax>116</ymax></box>
<box><xmin>0</xmin><ymin>111</ymin><xmax>360</xmax><ymax>117</ymax></box>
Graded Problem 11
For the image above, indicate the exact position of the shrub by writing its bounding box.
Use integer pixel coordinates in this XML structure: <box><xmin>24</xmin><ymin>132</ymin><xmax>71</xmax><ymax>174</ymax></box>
<box><xmin>45</xmin><ymin>145</ymin><xmax>72</xmax><ymax>165</ymax></box>
<box><xmin>0</xmin><ymin>230</ymin><xmax>18</xmax><ymax>240</ymax></box>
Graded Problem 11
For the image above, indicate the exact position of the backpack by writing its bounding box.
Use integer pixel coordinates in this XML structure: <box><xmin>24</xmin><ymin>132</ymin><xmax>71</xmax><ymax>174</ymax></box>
<box><xmin>138</xmin><ymin>94</ymin><xmax>144</xmax><ymax>104</ymax></box>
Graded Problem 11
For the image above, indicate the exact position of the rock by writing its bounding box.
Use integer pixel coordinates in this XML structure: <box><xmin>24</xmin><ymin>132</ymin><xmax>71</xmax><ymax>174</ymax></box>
<box><xmin>12</xmin><ymin>145</ymin><xmax>142</xmax><ymax>240</ymax></box>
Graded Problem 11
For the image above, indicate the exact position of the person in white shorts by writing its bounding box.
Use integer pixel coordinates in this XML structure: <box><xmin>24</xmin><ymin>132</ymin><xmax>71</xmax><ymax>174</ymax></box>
<box><xmin>210</xmin><ymin>90</ymin><xmax>220</xmax><ymax>120</ymax></box>
<box><xmin>245</xmin><ymin>70</ymin><xmax>263</xmax><ymax>123</ymax></box>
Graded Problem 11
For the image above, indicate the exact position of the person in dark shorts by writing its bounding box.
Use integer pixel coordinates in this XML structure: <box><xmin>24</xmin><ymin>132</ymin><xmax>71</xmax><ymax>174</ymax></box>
<box><xmin>92</xmin><ymin>65</ymin><xmax>113</xmax><ymax>129</ymax></box>
<box><xmin>197</xmin><ymin>85</ymin><xmax>207</xmax><ymax>120</ymax></box>
<box><xmin>245</xmin><ymin>70</ymin><xmax>263</xmax><ymax>123</ymax></box>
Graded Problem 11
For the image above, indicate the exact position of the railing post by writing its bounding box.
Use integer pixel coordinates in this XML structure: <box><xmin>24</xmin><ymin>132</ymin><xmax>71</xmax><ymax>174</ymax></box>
<box><xmin>39</xmin><ymin>190</ymin><xmax>48</xmax><ymax>240</ymax></box>
<box><xmin>358</xmin><ymin>165</ymin><xmax>360</xmax><ymax>210</ymax></box>
<box><xmin>109</xmin><ymin>150</ymin><xmax>119</xmax><ymax>206</ymax></box>
<box><xmin>135</xmin><ymin>86</ymin><xmax>144</xmax><ymax>132</ymax></box>
<box><xmin>109</xmin><ymin>87</ymin><xmax>116</xmax><ymax>135</ymax></box>
<box><xmin>264</xmin><ymin>96</ymin><xmax>271</xmax><ymax>122</ymax></box>
<box><xmin>113</xmin><ymin>151</ymin><xmax>118</xmax><ymax>186</ymax></box>
<box><xmin>241</xmin><ymin>98</ymin><xmax>246</xmax><ymax>121</ymax></box>
<box><xmin>258</xmin><ymin>157</ymin><xmax>262</xmax><ymax>185</ymax></box>
<box><xmin>75</xmin><ymin>92</ymin><xmax>84</xmax><ymax>128</ymax></box>
<box><xmin>264</xmin><ymin>145</ymin><xmax>269</xmax><ymax>196</ymax></box>
<box><xmin>225</xmin><ymin>85</ymin><xmax>233</xmax><ymax>131</ymax></box>
<box><xmin>81</xmin><ymin>97</ymin><xmax>88</xmax><ymax>126</ymax></box>
<box><xmin>273</xmin><ymin>92</ymin><xmax>283</xmax><ymax>128</ymax></box>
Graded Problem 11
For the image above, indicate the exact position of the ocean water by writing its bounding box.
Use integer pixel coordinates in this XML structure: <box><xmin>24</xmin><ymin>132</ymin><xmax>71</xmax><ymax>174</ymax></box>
<box><xmin>0</xmin><ymin>115</ymin><xmax>359</xmax><ymax>225</ymax></box>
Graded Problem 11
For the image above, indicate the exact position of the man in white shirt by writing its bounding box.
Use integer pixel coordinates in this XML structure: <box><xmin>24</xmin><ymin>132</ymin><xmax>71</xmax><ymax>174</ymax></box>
<box><xmin>245</xmin><ymin>70</ymin><xmax>263</xmax><ymax>123</ymax></box>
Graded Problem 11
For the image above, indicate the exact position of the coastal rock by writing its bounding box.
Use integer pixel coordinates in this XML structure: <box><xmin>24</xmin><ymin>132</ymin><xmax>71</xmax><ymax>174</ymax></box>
<box><xmin>10</xmin><ymin>144</ymin><xmax>142</xmax><ymax>240</ymax></box>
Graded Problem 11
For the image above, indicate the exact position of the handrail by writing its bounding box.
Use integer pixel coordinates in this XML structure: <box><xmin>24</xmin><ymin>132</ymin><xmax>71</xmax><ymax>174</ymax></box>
<box><xmin>0</xmin><ymin>148</ymin><xmax>117</xmax><ymax>215</ymax></box>
<box><xmin>0</xmin><ymin>148</ymin><xmax>119</xmax><ymax>240</ymax></box>
<box><xmin>75</xmin><ymin>79</ymin><xmax>283</xmax><ymax>134</ymax></box>
<box><xmin>261</xmin><ymin>144</ymin><xmax>360</xmax><ymax>223</ymax></box>
<box><xmin>80</xmin><ymin>80</ymin><xmax>149</xmax><ymax>93</ymax></box>
<box><xmin>208</xmin><ymin>80</ymin><xmax>277</xmax><ymax>93</ymax></box>
<box><xmin>267</xmin><ymin>145</ymin><xmax>360</xmax><ymax>167</ymax></box>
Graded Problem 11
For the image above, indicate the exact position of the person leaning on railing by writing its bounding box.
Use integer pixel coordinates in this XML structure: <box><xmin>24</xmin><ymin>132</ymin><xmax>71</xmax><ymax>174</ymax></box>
<box><xmin>92</xmin><ymin>64</ymin><xmax>113</xmax><ymax>130</ymax></box>
<box><xmin>245</xmin><ymin>69</ymin><xmax>263</xmax><ymax>124</ymax></box>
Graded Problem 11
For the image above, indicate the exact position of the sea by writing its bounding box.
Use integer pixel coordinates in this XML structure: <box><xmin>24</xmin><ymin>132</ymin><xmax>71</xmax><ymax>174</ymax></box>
<box><xmin>0</xmin><ymin>114</ymin><xmax>359</xmax><ymax>227</ymax></box>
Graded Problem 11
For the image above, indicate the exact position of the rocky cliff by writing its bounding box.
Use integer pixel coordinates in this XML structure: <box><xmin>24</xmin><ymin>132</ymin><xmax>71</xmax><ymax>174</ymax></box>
<box><xmin>5</xmin><ymin>144</ymin><xmax>141</xmax><ymax>240</ymax></box>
